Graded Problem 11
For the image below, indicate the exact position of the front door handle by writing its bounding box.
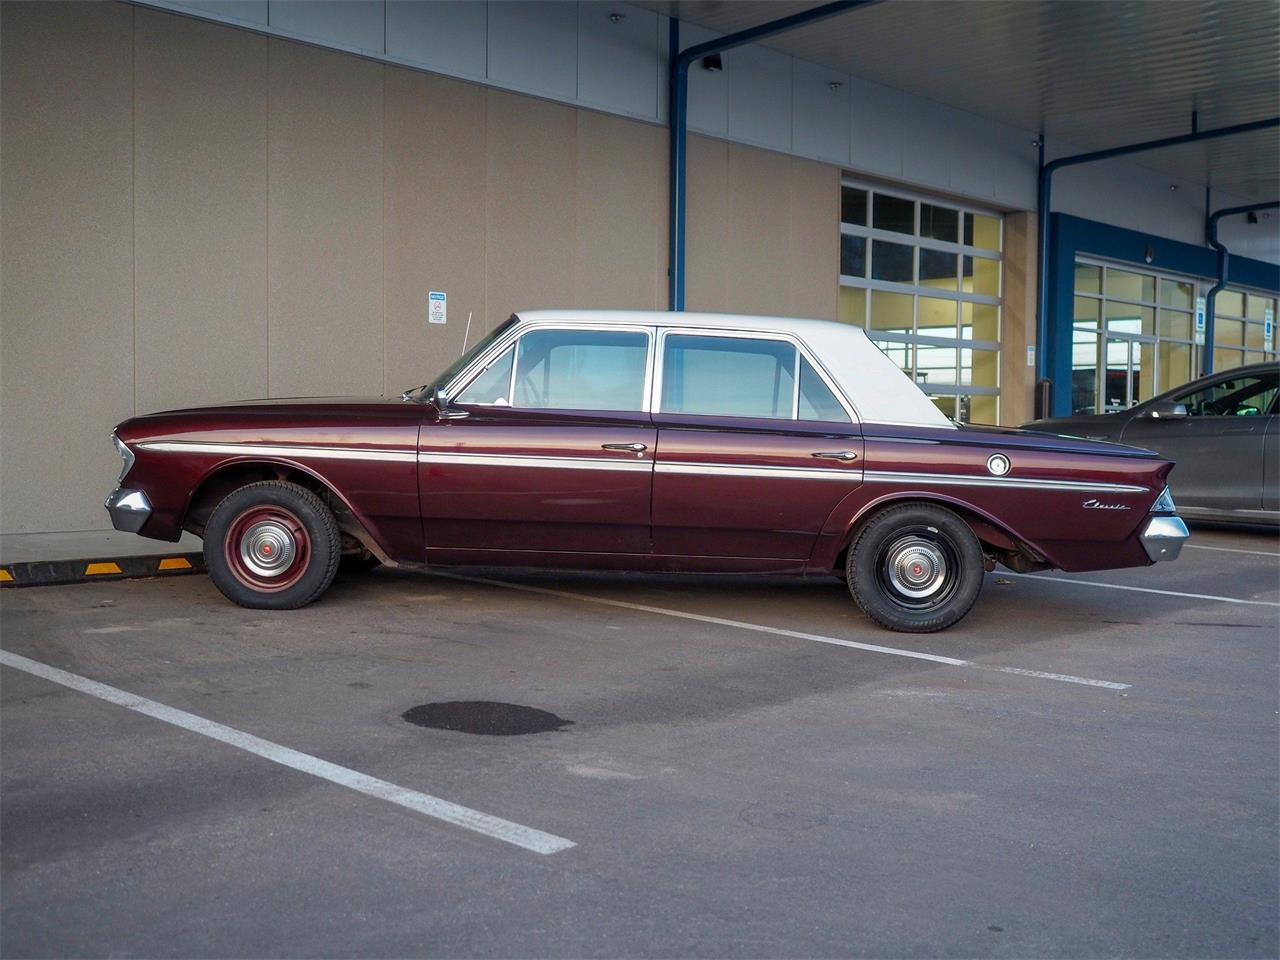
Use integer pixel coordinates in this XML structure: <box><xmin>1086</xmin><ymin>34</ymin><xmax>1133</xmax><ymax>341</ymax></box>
<box><xmin>811</xmin><ymin>450</ymin><xmax>858</xmax><ymax>462</ymax></box>
<box><xmin>602</xmin><ymin>442</ymin><xmax>648</xmax><ymax>452</ymax></box>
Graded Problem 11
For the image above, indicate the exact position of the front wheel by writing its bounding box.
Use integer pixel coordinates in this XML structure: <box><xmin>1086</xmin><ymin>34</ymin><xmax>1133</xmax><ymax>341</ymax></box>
<box><xmin>846</xmin><ymin>503</ymin><xmax>984</xmax><ymax>633</ymax></box>
<box><xmin>204</xmin><ymin>481</ymin><xmax>340</xmax><ymax>610</ymax></box>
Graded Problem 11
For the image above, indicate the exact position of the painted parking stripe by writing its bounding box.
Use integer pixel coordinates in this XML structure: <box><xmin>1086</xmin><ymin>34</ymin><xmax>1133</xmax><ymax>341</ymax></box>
<box><xmin>1184</xmin><ymin>543</ymin><xmax>1280</xmax><ymax>558</ymax></box>
<box><xmin>434</xmin><ymin>573</ymin><xmax>1130</xmax><ymax>691</ymax></box>
<box><xmin>0</xmin><ymin>649</ymin><xmax>575</xmax><ymax>856</ymax></box>
<box><xmin>1000</xmin><ymin>572</ymin><xmax>1280</xmax><ymax>607</ymax></box>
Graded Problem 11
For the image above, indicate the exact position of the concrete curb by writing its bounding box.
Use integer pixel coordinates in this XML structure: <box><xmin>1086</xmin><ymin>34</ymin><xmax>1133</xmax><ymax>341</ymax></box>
<box><xmin>0</xmin><ymin>553</ymin><xmax>205</xmax><ymax>588</ymax></box>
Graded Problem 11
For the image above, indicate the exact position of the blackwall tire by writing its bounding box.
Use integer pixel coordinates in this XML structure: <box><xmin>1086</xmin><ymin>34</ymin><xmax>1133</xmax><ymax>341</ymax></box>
<box><xmin>846</xmin><ymin>503</ymin><xmax>984</xmax><ymax>633</ymax></box>
<box><xmin>204</xmin><ymin>481</ymin><xmax>340</xmax><ymax>610</ymax></box>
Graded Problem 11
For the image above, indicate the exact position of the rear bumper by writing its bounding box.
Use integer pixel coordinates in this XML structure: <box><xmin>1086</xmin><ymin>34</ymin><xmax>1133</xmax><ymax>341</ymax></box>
<box><xmin>1139</xmin><ymin>515</ymin><xmax>1189</xmax><ymax>562</ymax></box>
<box><xmin>104</xmin><ymin>488</ymin><xmax>153</xmax><ymax>533</ymax></box>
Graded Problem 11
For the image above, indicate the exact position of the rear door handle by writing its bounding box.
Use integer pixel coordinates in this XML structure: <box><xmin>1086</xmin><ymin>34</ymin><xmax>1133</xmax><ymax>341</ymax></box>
<box><xmin>602</xmin><ymin>442</ymin><xmax>648</xmax><ymax>452</ymax></box>
<box><xmin>812</xmin><ymin>450</ymin><xmax>858</xmax><ymax>461</ymax></box>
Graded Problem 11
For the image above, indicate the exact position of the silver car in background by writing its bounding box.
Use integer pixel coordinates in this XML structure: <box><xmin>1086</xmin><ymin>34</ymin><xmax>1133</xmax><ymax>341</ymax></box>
<box><xmin>1026</xmin><ymin>362</ymin><xmax>1279</xmax><ymax>526</ymax></box>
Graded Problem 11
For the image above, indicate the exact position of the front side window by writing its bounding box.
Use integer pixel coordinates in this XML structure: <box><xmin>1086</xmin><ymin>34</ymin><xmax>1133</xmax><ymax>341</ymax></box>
<box><xmin>454</xmin><ymin>345</ymin><xmax>514</xmax><ymax>405</ymax></box>
<box><xmin>660</xmin><ymin>335</ymin><xmax>851</xmax><ymax>423</ymax></box>
<box><xmin>511</xmin><ymin>329</ymin><xmax>649</xmax><ymax>412</ymax></box>
<box><xmin>1174</xmin><ymin>373</ymin><xmax>1278</xmax><ymax>417</ymax></box>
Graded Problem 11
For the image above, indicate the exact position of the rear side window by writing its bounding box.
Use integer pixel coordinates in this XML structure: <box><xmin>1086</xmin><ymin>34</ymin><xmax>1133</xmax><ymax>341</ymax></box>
<box><xmin>1173</xmin><ymin>372</ymin><xmax>1278</xmax><ymax>417</ymax></box>
<box><xmin>660</xmin><ymin>334</ymin><xmax>851</xmax><ymax>422</ymax></box>
<box><xmin>661</xmin><ymin>335</ymin><xmax>796</xmax><ymax>419</ymax></box>
<box><xmin>512</xmin><ymin>329</ymin><xmax>649</xmax><ymax>411</ymax></box>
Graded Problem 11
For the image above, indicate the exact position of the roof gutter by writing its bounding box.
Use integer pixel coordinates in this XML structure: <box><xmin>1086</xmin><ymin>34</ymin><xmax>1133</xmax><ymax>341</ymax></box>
<box><xmin>668</xmin><ymin>1</ymin><xmax>881</xmax><ymax>311</ymax></box>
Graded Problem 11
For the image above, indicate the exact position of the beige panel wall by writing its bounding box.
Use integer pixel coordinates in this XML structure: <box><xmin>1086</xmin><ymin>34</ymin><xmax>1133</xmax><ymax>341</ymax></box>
<box><xmin>0</xmin><ymin>7</ymin><xmax>847</xmax><ymax>534</ymax></box>
<box><xmin>1001</xmin><ymin>211</ymin><xmax>1037</xmax><ymax>426</ymax></box>
<box><xmin>267</xmin><ymin>39</ymin><xmax>384</xmax><ymax>398</ymax></box>
<box><xmin>133</xmin><ymin>8</ymin><xmax>269</xmax><ymax>413</ymax></box>
<box><xmin>483</xmin><ymin>90</ymin><xmax>578</xmax><ymax>324</ymax></box>
<box><xmin>383</xmin><ymin>68</ymin><xmax>488</xmax><ymax>394</ymax></box>
<box><xmin>0</xmin><ymin>2</ymin><xmax>135</xmax><ymax>534</ymax></box>
<box><xmin>683</xmin><ymin>135</ymin><xmax>838</xmax><ymax>320</ymax></box>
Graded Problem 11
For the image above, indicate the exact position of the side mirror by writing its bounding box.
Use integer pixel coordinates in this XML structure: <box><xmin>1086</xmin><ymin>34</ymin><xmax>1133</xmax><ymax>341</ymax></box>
<box><xmin>1146</xmin><ymin>401</ymin><xmax>1189</xmax><ymax>420</ymax></box>
<box><xmin>431</xmin><ymin>391</ymin><xmax>470</xmax><ymax>421</ymax></box>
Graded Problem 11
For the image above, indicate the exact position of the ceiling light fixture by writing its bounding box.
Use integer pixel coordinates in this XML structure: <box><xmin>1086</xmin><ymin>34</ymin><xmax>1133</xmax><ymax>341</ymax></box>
<box><xmin>701</xmin><ymin>53</ymin><xmax>723</xmax><ymax>72</ymax></box>
<box><xmin>609</xmin><ymin>12</ymin><xmax>624</xmax><ymax>23</ymax></box>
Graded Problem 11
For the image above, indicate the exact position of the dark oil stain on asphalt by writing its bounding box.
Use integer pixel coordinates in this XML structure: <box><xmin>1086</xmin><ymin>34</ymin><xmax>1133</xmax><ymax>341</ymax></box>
<box><xmin>401</xmin><ymin>701</ymin><xmax>573</xmax><ymax>736</ymax></box>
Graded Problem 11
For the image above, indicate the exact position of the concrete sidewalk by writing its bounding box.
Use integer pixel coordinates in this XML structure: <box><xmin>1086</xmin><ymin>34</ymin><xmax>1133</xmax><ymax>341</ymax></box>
<box><xmin>0</xmin><ymin>530</ymin><xmax>204</xmax><ymax>587</ymax></box>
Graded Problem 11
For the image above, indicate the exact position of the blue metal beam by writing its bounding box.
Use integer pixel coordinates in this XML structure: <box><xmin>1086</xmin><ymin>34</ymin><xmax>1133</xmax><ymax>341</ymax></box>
<box><xmin>1035</xmin><ymin>115</ymin><xmax>1280</xmax><ymax>389</ymax></box>
<box><xmin>667</xmin><ymin>1</ymin><xmax>880</xmax><ymax>311</ymax></box>
<box><xmin>1203</xmin><ymin>199</ymin><xmax>1280</xmax><ymax>376</ymax></box>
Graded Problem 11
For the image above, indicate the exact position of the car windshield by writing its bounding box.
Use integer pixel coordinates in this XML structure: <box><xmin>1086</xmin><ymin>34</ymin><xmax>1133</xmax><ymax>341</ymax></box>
<box><xmin>403</xmin><ymin>316</ymin><xmax>519</xmax><ymax>401</ymax></box>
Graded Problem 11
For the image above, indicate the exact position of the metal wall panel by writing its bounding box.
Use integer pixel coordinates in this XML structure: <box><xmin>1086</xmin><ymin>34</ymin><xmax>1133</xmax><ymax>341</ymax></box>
<box><xmin>487</xmin><ymin>0</ymin><xmax>578</xmax><ymax>101</ymax></box>
<box><xmin>682</xmin><ymin>21</ymin><xmax>728</xmax><ymax>138</ymax></box>
<box><xmin>166</xmin><ymin>0</ymin><xmax>267</xmax><ymax>26</ymax></box>
<box><xmin>726</xmin><ymin>42</ymin><xmax>792</xmax><ymax>153</ymax></box>
<box><xmin>791</xmin><ymin>58</ymin><xmax>850</xmax><ymax>166</ymax></box>
<box><xmin>847</xmin><ymin>75</ymin><xmax>904</xmax><ymax>181</ymax></box>
<box><xmin>577</xmin><ymin>3</ymin><xmax>660</xmax><ymax>120</ymax></box>
<box><xmin>385</xmin><ymin>0</ymin><xmax>487</xmax><ymax>81</ymax></box>
<box><xmin>268</xmin><ymin>0</ymin><xmax>385</xmax><ymax>54</ymax></box>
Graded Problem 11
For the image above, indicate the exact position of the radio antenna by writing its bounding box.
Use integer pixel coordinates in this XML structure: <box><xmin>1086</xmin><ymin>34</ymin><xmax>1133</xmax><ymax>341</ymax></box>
<box><xmin>462</xmin><ymin>311</ymin><xmax>473</xmax><ymax>352</ymax></box>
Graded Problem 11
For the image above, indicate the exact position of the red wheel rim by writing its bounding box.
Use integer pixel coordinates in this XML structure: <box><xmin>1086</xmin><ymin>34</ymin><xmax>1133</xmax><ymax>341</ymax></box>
<box><xmin>224</xmin><ymin>505</ymin><xmax>310</xmax><ymax>592</ymax></box>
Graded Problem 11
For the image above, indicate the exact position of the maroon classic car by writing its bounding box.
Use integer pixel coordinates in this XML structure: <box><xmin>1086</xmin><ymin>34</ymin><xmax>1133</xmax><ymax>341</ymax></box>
<box><xmin>107</xmin><ymin>310</ymin><xmax>1188</xmax><ymax>632</ymax></box>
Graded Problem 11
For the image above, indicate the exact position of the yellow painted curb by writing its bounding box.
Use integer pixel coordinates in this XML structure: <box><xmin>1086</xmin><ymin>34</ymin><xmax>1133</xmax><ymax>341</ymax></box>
<box><xmin>158</xmin><ymin>557</ymin><xmax>193</xmax><ymax>571</ymax></box>
<box><xmin>85</xmin><ymin>562</ymin><xmax>124</xmax><ymax>576</ymax></box>
<box><xmin>0</xmin><ymin>569</ymin><xmax>12</xmax><ymax>582</ymax></box>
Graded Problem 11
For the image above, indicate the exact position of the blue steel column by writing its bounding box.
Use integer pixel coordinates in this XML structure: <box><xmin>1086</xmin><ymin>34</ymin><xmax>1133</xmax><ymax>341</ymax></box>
<box><xmin>668</xmin><ymin>18</ymin><xmax>686</xmax><ymax>311</ymax></box>
<box><xmin>1203</xmin><ymin>200</ymin><xmax>1280</xmax><ymax>376</ymax></box>
<box><xmin>1033</xmin><ymin>116</ymin><xmax>1279</xmax><ymax>391</ymax></box>
<box><xmin>666</xmin><ymin>1</ymin><xmax>877</xmax><ymax>312</ymax></box>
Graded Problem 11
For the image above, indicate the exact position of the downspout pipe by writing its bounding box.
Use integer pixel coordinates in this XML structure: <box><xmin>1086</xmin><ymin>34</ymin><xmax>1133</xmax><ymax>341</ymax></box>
<box><xmin>668</xmin><ymin>0</ymin><xmax>879</xmax><ymax>311</ymax></box>
<box><xmin>1034</xmin><ymin>116</ymin><xmax>1280</xmax><ymax>388</ymax></box>
<box><xmin>1203</xmin><ymin>200</ymin><xmax>1280</xmax><ymax>376</ymax></box>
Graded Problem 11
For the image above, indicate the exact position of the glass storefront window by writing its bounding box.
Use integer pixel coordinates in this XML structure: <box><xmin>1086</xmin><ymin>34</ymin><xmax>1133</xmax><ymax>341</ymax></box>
<box><xmin>1073</xmin><ymin>260</ymin><xmax>1277</xmax><ymax>414</ymax></box>
<box><xmin>840</xmin><ymin>179</ymin><xmax>1002</xmax><ymax>423</ymax></box>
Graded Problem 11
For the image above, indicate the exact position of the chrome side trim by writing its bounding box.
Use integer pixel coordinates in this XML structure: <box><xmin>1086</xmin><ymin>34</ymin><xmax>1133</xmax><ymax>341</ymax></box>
<box><xmin>863</xmin><ymin>470</ymin><xmax>1149</xmax><ymax>493</ymax></box>
<box><xmin>656</xmin><ymin>462</ymin><xmax>858</xmax><ymax>481</ymax></box>
<box><xmin>139</xmin><ymin>441</ymin><xmax>417</xmax><ymax>463</ymax></box>
<box><xmin>419</xmin><ymin>452</ymin><xmax>652</xmax><ymax>472</ymax></box>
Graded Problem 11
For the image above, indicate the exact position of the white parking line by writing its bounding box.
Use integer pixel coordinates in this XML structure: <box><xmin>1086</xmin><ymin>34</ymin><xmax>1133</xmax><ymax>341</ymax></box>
<box><xmin>0</xmin><ymin>649</ymin><xmax>575</xmax><ymax>856</ymax></box>
<box><xmin>1001</xmin><ymin>572</ymin><xmax>1280</xmax><ymax>607</ymax></box>
<box><xmin>1185</xmin><ymin>543</ymin><xmax>1280</xmax><ymax>558</ymax></box>
<box><xmin>434</xmin><ymin>573</ymin><xmax>1130</xmax><ymax>691</ymax></box>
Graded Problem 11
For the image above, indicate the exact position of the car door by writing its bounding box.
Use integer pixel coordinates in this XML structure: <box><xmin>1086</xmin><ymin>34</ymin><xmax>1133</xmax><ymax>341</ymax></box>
<box><xmin>419</xmin><ymin>324</ymin><xmax>656</xmax><ymax>558</ymax></box>
<box><xmin>650</xmin><ymin>330</ymin><xmax>863</xmax><ymax>561</ymax></box>
<box><xmin>1121</xmin><ymin>368</ymin><xmax>1278</xmax><ymax>510</ymax></box>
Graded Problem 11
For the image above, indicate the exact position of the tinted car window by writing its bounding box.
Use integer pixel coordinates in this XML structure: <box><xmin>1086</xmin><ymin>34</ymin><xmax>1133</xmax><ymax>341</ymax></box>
<box><xmin>798</xmin><ymin>355</ymin><xmax>852</xmax><ymax>423</ymax></box>
<box><xmin>1173</xmin><ymin>373</ymin><xmax>1278</xmax><ymax>417</ymax></box>
<box><xmin>512</xmin><ymin>329</ymin><xmax>649</xmax><ymax>411</ymax></box>
<box><xmin>662</xmin><ymin>335</ymin><xmax>796</xmax><ymax>419</ymax></box>
<box><xmin>455</xmin><ymin>345</ymin><xmax>514</xmax><ymax>405</ymax></box>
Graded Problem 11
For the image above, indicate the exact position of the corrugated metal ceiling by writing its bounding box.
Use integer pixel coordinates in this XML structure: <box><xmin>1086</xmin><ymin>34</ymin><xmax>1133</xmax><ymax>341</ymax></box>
<box><xmin>640</xmin><ymin>0</ymin><xmax>1279</xmax><ymax>199</ymax></box>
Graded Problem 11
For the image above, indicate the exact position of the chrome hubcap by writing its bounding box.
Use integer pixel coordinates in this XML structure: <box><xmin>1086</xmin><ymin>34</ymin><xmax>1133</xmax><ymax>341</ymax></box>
<box><xmin>884</xmin><ymin>535</ymin><xmax>948</xmax><ymax>599</ymax></box>
<box><xmin>239</xmin><ymin>520</ymin><xmax>297</xmax><ymax>578</ymax></box>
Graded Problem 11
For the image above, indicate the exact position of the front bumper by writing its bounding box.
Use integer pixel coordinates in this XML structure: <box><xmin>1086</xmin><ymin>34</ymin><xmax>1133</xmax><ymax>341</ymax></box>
<box><xmin>105</xmin><ymin>488</ymin><xmax>153</xmax><ymax>533</ymax></box>
<box><xmin>1139</xmin><ymin>515</ymin><xmax>1189</xmax><ymax>562</ymax></box>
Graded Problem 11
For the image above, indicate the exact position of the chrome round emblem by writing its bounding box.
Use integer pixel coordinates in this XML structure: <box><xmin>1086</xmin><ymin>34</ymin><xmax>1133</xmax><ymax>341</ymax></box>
<box><xmin>239</xmin><ymin>520</ymin><xmax>297</xmax><ymax>578</ymax></box>
<box><xmin>986</xmin><ymin>453</ymin><xmax>1011</xmax><ymax>476</ymax></box>
<box><xmin>884</xmin><ymin>536</ymin><xmax>948</xmax><ymax>599</ymax></box>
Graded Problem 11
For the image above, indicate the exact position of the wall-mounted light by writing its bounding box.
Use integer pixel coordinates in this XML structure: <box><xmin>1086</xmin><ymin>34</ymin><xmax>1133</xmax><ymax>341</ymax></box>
<box><xmin>1247</xmin><ymin>211</ymin><xmax>1260</xmax><ymax>224</ymax></box>
<box><xmin>609</xmin><ymin>12</ymin><xmax>624</xmax><ymax>23</ymax></box>
<box><xmin>1168</xmin><ymin>184</ymin><xmax>1179</xmax><ymax>191</ymax></box>
<box><xmin>701</xmin><ymin>53</ymin><xmax>723</xmax><ymax>72</ymax></box>
<box><xmin>1144</xmin><ymin>245</ymin><xmax>1155</xmax><ymax>264</ymax></box>
<box><xmin>828</xmin><ymin>81</ymin><xmax>843</xmax><ymax>92</ymax></box>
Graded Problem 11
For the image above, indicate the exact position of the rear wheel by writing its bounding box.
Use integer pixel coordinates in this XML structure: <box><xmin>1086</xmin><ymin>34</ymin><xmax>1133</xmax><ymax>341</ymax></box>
<box><xmin>204</xmin><ymin>481</ymin><xmax>340</xmax><ymax>609</ymax></box>
<box><xmin>846</xmin><ymin>503</ymin><xmax>983</xmax><ymax>633</ymax></box>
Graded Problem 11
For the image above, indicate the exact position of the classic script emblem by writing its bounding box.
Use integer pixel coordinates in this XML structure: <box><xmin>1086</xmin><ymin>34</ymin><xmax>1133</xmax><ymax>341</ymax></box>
<box><xmin>1082</xmin><ymin>498</ymin><xmax>1131</xmax><ymax>510</ymax></box>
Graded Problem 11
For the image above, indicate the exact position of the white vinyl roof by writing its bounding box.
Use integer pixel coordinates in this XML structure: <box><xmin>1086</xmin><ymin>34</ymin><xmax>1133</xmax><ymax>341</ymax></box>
<box><xmin>513</xmin><ymin>309</ymin><xmax>955</xmax><ymax>428</ymax></box>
